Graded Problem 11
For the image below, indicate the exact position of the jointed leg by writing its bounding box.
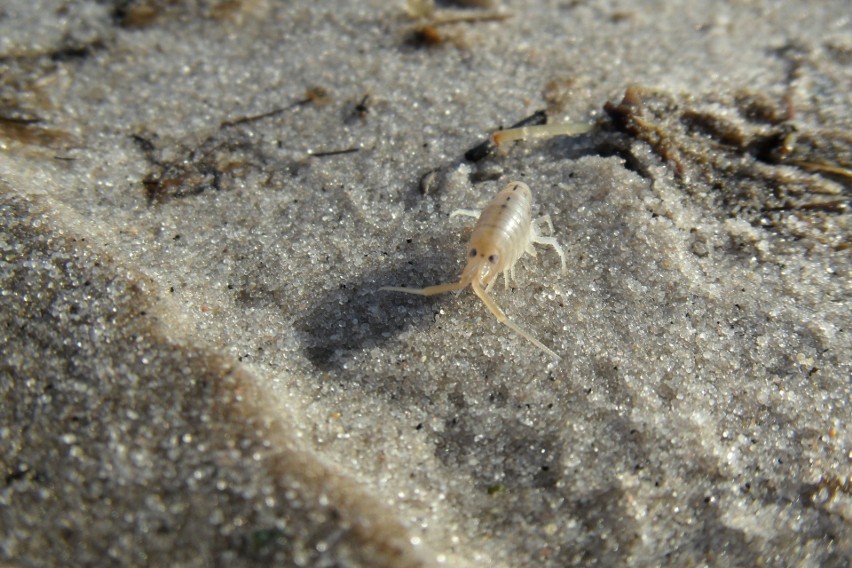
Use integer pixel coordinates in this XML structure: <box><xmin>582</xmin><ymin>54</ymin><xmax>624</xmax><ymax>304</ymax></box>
<box><xmin>531</xmin><ymin>219</ymin><xmax>566</xmax><ymax>274</ymax></box>
<box><xmin>535</xmin><ymin>214</ymin><xmax>555</xmax><ymax>235</ymax></box>
<box><xmin>531</xmin><ymin>235</ymin><xmax>566</xmax><ymax>274</ymax></box>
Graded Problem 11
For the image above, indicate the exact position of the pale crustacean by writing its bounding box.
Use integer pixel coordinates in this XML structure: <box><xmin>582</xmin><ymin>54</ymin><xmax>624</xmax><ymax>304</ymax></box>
<box><xmin>382</xmin><ymin>181</ymin><xmax>566</xmax><ymax>359</ymax></box>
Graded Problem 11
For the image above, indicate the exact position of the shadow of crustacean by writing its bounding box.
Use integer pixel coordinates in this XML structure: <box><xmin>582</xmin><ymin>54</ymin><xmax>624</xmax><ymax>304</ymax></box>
<box><xmin>297</xmin><ymin>241</ymin><xmax>463</xmax><ymax>372</ymax></box>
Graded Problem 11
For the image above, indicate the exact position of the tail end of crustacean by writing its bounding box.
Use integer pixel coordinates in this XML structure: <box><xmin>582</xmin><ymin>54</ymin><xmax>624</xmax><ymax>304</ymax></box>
<box><xmin>491</xmin><ymin>122</ymin><xmax>595</xmax><ymax>146</ymax></box>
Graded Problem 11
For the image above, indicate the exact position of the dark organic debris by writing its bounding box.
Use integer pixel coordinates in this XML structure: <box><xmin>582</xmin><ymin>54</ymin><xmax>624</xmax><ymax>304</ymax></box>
<box><xmin>135</xmin><ymin>88</ymin><xmax>333</xmax><ymax>204</ymax></box>
<box><xmin>133</xmin><ymin>130</ymin><xmax>259</xmax><ymax>204</ymax></box>
<box><xmin>0</xmin><ymin>111</ymin><xmax>72</xmax><ymax>149</ymax></box>
<box><xmin>307</xmin><ymin>147</ymin><xmax>360</xmax><ymax>158</ymax></box>
<box><xmin>600</xmin><ymin>85</ymin><xmax>850</xmax><ymax>243</ymax></box>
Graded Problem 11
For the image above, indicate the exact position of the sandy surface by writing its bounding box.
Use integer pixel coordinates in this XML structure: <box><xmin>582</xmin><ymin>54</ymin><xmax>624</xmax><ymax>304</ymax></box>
<box><xmin>1</xmin><ymin>1</ymin><xmax>850</xmax><ymax>566</ymax></box>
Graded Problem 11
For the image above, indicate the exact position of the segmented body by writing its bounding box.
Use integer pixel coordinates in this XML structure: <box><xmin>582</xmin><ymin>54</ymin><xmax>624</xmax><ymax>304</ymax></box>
<box><xmin>381</xmin><ymin>181</ymin><xmax>566</xmax><ymax>359</ymax></box>
<box><xmin>464</xmin><ymin>181</ymin><xmax>534</xmax><ymax>288</ymax></box>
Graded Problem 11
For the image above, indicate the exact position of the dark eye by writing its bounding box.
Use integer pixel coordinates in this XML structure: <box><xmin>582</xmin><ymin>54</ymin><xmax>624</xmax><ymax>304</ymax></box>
<box><xmin>470</xmin><ymin>248</ymin><xmax>477</xmax><ymax>257</ymax></box>
<box><xmin>488</xmin><ymin>254</ymin><xmax>498</xmax><ymax>263</ymax></box>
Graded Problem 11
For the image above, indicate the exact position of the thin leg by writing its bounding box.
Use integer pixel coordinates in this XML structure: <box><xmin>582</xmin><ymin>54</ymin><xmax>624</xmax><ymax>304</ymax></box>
<box><xmin>505</xmin><ymin>265</ymin><xmax>516</xmax><ymax>290</ymax></box>
<box><xmin>471</xmin><ymin>281</ymin><xmax>560</xmax><ymax>360</ymax></box>
<box><xmin>450</xmin><ymin>208</ymin><xmax>481</xmax><ymax>220</ymax></box>
<box><xmin>492</xmin><ymin>122</ymin><xmax>595</xmax><ymax>146</ymax></box>
<box><xmin>531</xmin><ymin>234</ymin><xmax>566</xmax><ymax>274</ymax></box>
<box><xmin>535</xmin><ymin>214</ymin><xmax>555</xmax><ymax>235</ymax></box>
<box><xmin>490</xmin><ymin>264</ymin><xmax>516</xmax><ymax>292</ymax></box>
<box><xmin>381</xmin><ymin>280</ymin><xmax>468</xmax><ymax>296</ymax></box>
<box><xmin>531</xmin><ymin>218</ymin><xmax>566</xmax><ymax>273</ymax></box>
